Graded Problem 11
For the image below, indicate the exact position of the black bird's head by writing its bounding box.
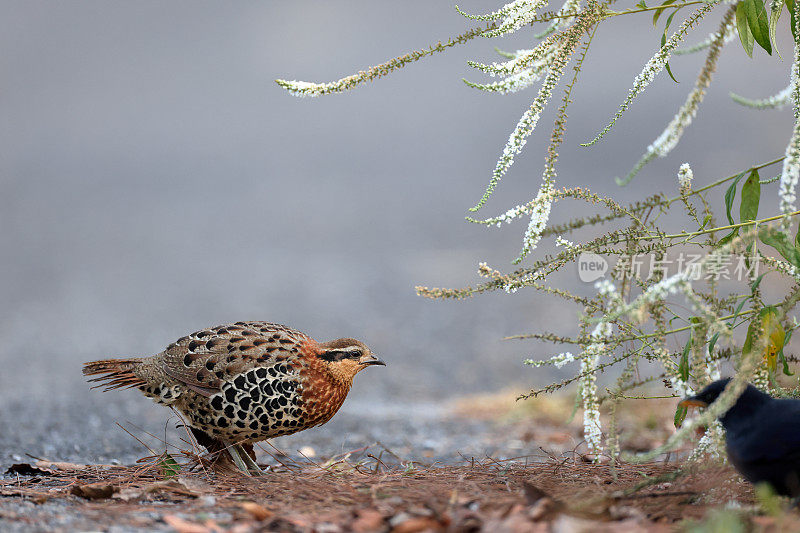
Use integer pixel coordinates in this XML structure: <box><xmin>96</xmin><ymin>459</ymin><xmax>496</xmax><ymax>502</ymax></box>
<box><xmin>678</xmin><ymin>378</ymin><xmax>771</xmax><ymax>426</ymax></box>
<box><xmin>678</xmin><ymin>378</ymin><xmax>733</xmax><ymax>409</ymax></box>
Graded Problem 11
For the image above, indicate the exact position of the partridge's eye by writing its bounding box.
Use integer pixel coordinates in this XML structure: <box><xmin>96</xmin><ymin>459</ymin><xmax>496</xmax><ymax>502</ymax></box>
<box><xmin>347</xmin><ymin>350</ymin><xmax>362</xmax><ymax>359</ymax></box>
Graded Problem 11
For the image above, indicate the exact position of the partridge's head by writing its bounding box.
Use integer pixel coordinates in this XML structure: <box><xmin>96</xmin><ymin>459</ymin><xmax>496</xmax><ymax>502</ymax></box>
<box><xmin>317</xmin><ymin>338</ymin><xmax>384</xmax><ymax>383</ymax></box>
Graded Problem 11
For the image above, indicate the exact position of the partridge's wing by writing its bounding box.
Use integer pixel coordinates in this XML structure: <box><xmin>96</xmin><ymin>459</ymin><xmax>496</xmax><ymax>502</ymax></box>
<box><xmin>159</xmin><ymin>321</ymin><xmax>309</xmax><ymax>396</ymax></box>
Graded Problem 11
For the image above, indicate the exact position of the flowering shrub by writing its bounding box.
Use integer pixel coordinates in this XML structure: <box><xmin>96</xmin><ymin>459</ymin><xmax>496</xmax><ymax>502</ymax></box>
<box><xmin>279</xmin><ymin>0</ymin><xmax>800</xmax><ymax>461</ymax></box>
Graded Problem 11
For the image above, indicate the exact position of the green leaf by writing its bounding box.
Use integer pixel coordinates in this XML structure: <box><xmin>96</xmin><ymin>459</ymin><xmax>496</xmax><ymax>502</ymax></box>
<box><xmin>665</xmin><ymin>61</ymin><xmax>679</xmax><ymax>83</ymax></box>
<box><xmin>700</xmin><ymin>214</ymin><xmax>712</xmax><ymax>230</ymax></box>
<box><xmin>636</xmin><ymin>0</ymin><xmax>648</xmax><ymax>9</ymax></box>
<box><xmin>745</xmin><ymin>0</ymin><xmax>772</xmax><ymax>54</ymax></box>
<box><xmin>674</xmin><ymin>405</ymin><xmax>688</xmax><ymax>428</ymax></box>
<box><xmin>717</xmin><ymin>171</ymin><xmax>749</xmax><ymax>248</ymax></box>
<box><xmin>780</xmin><ymin>329</ymin><xmax>795</xmax><ymax>376</ymax></box>
<box><xmin>653</xmin><ymin>0</ymin><xmax>678</xmax><ymax>26</ymax></box>
<box><xmin>717</xmin><ymin>227</ymin><xmax>740</xmax><ymax>247</ymax></box>
<box><xmin>740</xmin><ymin>169</ymin><xmax>761</xmax><ymax>252</ymax></box>
<box><xmin>717</xmin><ymin>170</ymin><xmax>747</xmax><ymax>247</ymax></box>
<box><xmin>494</xmin><ymin>47</ymin><xmax>516</xmax><ymax>59</ymax></box>
<box><xmin>759</xmin><ymin>226</ymin><xmax>800</xmax><ymax>267</ymax></box>
<box><xmin>679</xmin><ymin>338</ymin><xmax>691</xmax><ymax>382</ymax></box>
<box><xmin>788</xmin><ymin>0</ymin><xmax>799</xmax><ymax>40</ymax></box>
<box><xmin>656</xmin><ymin>23</ymin><xmax>680</xmax><ymax>84</ymax></box>
<box><xmin>795</xmin><ymin>223</ymin><xmax>800</xmax><ymax>250</ymax></box>
<box><xmin>708</xmin><ymin>332</ymin><xmax>720</xmax><ymax>355</ymax></box>
<box><xmin>728</xmin><ymin>298</ymin><xmax>749</xmax><ymax>328</ymax></box>
<box><xmin>780</xmin><ymin>351</ymin><xmax>793</xmax><ymax>375</ymax></box>
<box><xmin>664</xmin><ymin>9</ymin><xmax>679</xmax><ymax>32</ymax></box>
<box><xmin>742</xmin><ymin>315</ymin><xmax>755</xmax><ymax>356</ymax></box>
<box><xmin>751</xmin><ymin>272</ymin><xmax>767</xmax><ymax>292</ymax></box>
<box><xmin>158</xmin><ymin>452</ymin><xmax>180</xmax><ymax>479</ymax></box>
<box><xmin>567</xmin><ymin>387</ymin><xmax>582</xmax><ymax>424</ymax></box>
<box><xmin>769</xmin><ymin>0</ymin><xmax>782</xmax><ymax>57</ymax></box>
<box><xmin>653</xmin><ymin>10</ymin><xmax>681</xmax><ymax>84</ymax></box>
<box><xmin>740</xmin><ymin>169</ymin><xmax>761</xmax><ymax>222</ymax></box>
<box><xmin>737</xmin><ymin>1</ymin><xmax>756</xmax><ymax>57</ymax></box>
<box><xmin>724</xmin><ymin>171</ymin><xmax>748</xmax><ymax>225</ymax></box>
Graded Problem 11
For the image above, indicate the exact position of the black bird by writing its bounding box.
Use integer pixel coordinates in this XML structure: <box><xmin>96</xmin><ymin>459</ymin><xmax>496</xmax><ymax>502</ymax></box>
<box><xmin>680</xmin><ymin>378</ymin><xmax>800</xmax><ymax>497</ymax></box>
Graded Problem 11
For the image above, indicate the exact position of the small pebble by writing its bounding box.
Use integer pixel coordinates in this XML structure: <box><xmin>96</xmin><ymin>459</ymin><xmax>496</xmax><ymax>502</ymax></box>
<box><xmin>299</xmin><ymin>446</ymin><xmax>316</xmax><ymax>458</ymax></box>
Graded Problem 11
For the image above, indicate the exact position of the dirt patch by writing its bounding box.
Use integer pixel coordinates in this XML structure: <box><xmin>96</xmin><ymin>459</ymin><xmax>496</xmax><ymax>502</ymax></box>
<box><xmin>2</xmin><ymin>452</ymin><xmax>794</xmax><ymax>532</ymax></box>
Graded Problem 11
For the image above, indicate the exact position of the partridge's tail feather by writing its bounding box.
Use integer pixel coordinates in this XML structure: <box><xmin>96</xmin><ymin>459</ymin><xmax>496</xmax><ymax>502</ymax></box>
<box><xmin>83</xmin><ymin>358</ymin><xmax>145</xmax><ymax>392</ymax></box>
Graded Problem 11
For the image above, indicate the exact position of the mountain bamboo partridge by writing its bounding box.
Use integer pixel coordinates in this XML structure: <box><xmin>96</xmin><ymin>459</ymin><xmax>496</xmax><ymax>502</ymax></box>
<box><xmin>83</xmin><ymin>321</ymin><xmax>384</xmax><ymax>474</ymax></box>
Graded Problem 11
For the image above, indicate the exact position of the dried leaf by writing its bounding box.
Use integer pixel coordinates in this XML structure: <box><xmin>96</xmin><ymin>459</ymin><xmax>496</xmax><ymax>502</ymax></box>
<box><xmin>35</xmin><ymin>460</ymin><xmax>89</xmax><ymax>471</ymax></box>
<box><xmin>743</xmin><ymin>306</ymin><xmax>786</xmax><ymax>372</ymax></box>
<box><xmin>70</xmin><ymin>482</ymin><xmax>116</xmax><ymax>500</ymax></box>
<box><xmin>4</xmin><ymin>463</ymin><xmax>55</xmax><ymax>476</ymax></box>
<box><xmin>351</xmin><ymin>509</ymin><xmax>387</xmax><ymax>532</ymax></box>
<box><xmin>391</xmin><ymin>516</ymin><xmax>447</xmax><ymax>533</ymax></box>
<box><xmin>238</xmin><ymin>501</ymin><xmax>274</xmax><ymax>521</ymax></box>
<box><xmin>162</xmin><ymin>515</ymin><xmax>212</xmax><ymax>533</ymax></box>
<box><xmin>522</xmin><ymin>482</ymin><xmax>550</xmax><ymax>505</ymax></box>
<box><xmin>114</xmin><ymin>487</ymin><xmax>145</xmax><ymax>502</ymax></box>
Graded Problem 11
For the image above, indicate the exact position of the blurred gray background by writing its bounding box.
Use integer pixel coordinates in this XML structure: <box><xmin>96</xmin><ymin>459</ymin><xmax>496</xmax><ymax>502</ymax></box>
<box><xmin>0</xmin><ymin>1</ymin><xmax>792</xmax><ymax>464</ymax></box>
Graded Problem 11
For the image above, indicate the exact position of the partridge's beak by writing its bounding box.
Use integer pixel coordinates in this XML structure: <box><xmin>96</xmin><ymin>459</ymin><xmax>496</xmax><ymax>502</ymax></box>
<box><xmin>678</xmin><ymin>397</ymin><xmax>708</xmax><ymax>409</ymax></box>
<box><xmin>360</xmin><ymin>354</ymin><xmax>386</xmax><ymax>367</ymax></box>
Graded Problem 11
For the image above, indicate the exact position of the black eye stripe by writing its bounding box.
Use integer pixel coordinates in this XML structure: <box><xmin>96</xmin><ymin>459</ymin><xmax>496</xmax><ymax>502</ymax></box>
<box><xmin>318</xmin><ymin>351</ymin><xmax>345</xmax><ymax>362</ymax></box>
<box><xmin>318</xmin><ymin>349</ymin><xmax>362</xmax><ymax>362</ymax></box>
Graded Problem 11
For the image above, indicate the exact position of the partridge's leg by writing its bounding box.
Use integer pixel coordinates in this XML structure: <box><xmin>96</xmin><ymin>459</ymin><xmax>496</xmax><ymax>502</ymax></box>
<box><xmin>227</xmin><ymin>444</ymin><xmax>252</xmax><ymax>476</ymax></box>
<box><xmin>234</xmin><ymin>444</ymin><xmax>263</xmax><ymax>475</ymax></box>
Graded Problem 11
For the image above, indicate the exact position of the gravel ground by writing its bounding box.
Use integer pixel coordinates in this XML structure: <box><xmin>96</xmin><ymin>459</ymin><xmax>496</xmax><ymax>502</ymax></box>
<box><xmin>0</xmin><ymin>383</ymin><xmax>554</xmax><ymax>474</ymax></box>
<box><xmin>0</xmin><ymin>390</ymin><xmax>581</xmax><ymax>532</ymax></box>
<box><xmin>0</xmin><ymin>499</ymin><xmax>171</xmax><ymax>533</ymax></box>
<box><xmin>1</xmin><ymin>458</ymin><xmax>773</xmax><ymax>532</ymax></box>
<box><xmin>0</xmin><ymin>393</ymin><xmax>552</xmax><ymax>474</ymax></box>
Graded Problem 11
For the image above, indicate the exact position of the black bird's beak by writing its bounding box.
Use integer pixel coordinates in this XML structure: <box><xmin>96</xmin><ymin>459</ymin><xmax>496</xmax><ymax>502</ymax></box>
<box><xmin>678</xmin><ymin>397</ymin><xmax>709</xmax><ymax>409</ymax></box>
<box><xmin>360</xmin><ymin>354</ymin><xmax>386</xmax><ymax>367</ymax></box>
